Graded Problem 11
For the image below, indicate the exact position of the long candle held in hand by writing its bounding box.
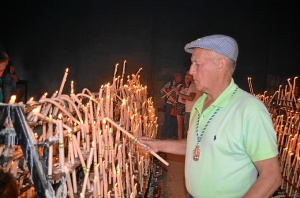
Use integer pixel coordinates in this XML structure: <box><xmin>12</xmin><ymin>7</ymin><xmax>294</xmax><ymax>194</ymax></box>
<box><xmin>104</xmin><ymin>117</ymin><xmax>169</xmax><ymax>166</ymax></box>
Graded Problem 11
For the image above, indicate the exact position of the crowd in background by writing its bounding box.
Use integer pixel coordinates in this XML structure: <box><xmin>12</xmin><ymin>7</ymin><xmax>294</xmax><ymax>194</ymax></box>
<box><xmin>160</xmin><ymin>70</ymin><xmax>202</xmax><ymax>140</ymax></box>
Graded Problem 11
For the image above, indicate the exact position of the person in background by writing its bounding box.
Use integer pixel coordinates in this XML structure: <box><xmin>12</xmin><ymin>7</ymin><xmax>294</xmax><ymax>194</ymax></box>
<box><xmin>3</xmin><ymin>61</ymin><xmax>19</xmax><ymax>103</ymax></box>
<box><xmin>175</xmin><ymin>74</ymin><xmax>191</xmax><ymax>139</ymax></box>
<box><xmin>175</xmin><ymin>71</ymin><xmax>203</xmax><ymax>138</ymax></box>
<box><xmin>0</xmin><ymin>51</ymin><xmax>9</xmax><ymax>102</ymax></box>
<box><xmin>160</xmin><ymin>72</ymin><xmax>183</xmax><ymax>139</ymax></box>
<box><xmin>139</xmin><ymin>34</ymin><xmax>281</xmax><ymax>197</ymax></box>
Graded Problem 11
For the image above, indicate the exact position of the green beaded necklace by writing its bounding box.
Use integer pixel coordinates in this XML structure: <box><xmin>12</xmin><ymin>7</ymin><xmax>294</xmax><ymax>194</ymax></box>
<box><xmin>193</xmin><ymin>87</ymin><xmax>238</xmax><ymax>161</ymax></box>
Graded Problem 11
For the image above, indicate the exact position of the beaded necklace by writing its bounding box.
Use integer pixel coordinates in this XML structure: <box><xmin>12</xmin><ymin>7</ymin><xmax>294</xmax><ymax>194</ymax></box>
<box><xmin>193</xmin><ymin>87</ymin><xmax>238</xmax><ymax>161</ymax></box>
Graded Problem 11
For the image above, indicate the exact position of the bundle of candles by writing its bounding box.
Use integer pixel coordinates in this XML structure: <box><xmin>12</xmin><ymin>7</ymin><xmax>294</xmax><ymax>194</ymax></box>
<box><xmin>248</xmin><ymin>76</ymin><xmax>300</xmax><ymax>197</ymax></box>
<box><xmin>248</xmin><ymin>76</ymin><xmax>300</xmax><ymax>108</ymax></box>
<box><xmin>4</xmin><ymin>61</ymin><xmax>168</xmax><ymax>198</ymax></box>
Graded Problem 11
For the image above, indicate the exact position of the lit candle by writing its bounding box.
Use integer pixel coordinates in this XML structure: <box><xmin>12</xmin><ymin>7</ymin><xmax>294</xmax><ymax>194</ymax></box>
<box><xmin>48</xmin><ymin>116</ymin><xmax>53</xmax><ymax>176</ymax></box>
<box><xmin>71</xmin><ymin>80</ymin><xmax>74</xmax><ymax>94</ymax></box>
<box><xmin>105</xmin><ymin>84</ymin><xmax>110</xmax><ymax>117</ymax></box>
<box><xmin>68</xmin><ymin>133</ymin><xmax>74</xmax><ymax>164</ymax></box>
<box><xmin>120</xmin><ymin>60</ymin><xmax>126</xmax><ymax>88</ymax></box>
<box><xmin>42</xmin><ymin>91</ymin><xmax>58</xmax><ymax>116</ymax></box>
<box><xmin>58</xmin><ymin>68</ymin><xmax>69</xmax><ymax>96</ymax></box>
<box><xmin>104</xmin><ymin>117</ymin><xmax>169</xmax><ymax>166</ymax></box>
<box><xmin>9</xmin><ymin>95</ymin><xmax>16</xmax><ymax>104</ymax></box>
<box><xmin>113</xmin><ymin>63</ymin><xmax>119</xmax><ymax>88</ymax></box>
<box><xmin>56</xmin><ymin>119</ymin><xmax>65</xmax><ymax>173</ymax></box>
<box><xmin>293</xmin><ymin>76</ymin><xmax>298</xmax><ymax>101</ymax></box>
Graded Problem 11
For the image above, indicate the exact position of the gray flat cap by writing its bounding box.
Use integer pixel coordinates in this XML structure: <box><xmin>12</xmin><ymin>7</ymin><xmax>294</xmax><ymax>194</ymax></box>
<box><xmin>184</xmin><ymin>34</ymin><xmax>239</xmax><ymax>62</ymax></box>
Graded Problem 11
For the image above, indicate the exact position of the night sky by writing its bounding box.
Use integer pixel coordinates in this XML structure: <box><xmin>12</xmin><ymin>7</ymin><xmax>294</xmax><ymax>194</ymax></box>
<box><xmin>1</xmin><ymin>0</ymin><xmax>299</xmax><ymax>108</ymax></box>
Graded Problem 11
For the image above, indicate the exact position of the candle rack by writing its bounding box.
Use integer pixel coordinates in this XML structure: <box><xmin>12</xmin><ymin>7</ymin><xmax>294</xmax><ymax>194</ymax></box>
<box><xmin>249</xmin><ymin>76</ymin><xmax>300</xmax><ymax>198</ymax></box>
<box><xmin>0</xmin><ymin>63</ymin><xmax>166</xmax><ymax>198</ymax></box>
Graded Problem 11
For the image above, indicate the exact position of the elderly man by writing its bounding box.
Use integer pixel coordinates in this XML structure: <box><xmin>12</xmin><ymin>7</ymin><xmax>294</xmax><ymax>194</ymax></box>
<box><xmin>139</xmin><ymin>34</ymin><xmax>281</xmax><ymax>197</ymax></box>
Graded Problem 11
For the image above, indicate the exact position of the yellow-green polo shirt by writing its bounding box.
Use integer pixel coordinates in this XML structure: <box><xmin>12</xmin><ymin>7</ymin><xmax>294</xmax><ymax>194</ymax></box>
<box><xmin>185</xmin><ymin>79</ymin><xmax>278</xmax><ymax>198</ymax></box>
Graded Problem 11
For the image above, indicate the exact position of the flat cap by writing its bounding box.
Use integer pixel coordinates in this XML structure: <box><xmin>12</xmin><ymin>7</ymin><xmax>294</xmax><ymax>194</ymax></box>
<box><xmin>184</xmin><ymin>34</ymin><xmax>238</xmax><ymax>62</ymax></box>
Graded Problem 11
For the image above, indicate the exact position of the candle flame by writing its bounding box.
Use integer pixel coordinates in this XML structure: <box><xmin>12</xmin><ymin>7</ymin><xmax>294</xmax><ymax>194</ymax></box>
<box><xmin>10</xmin><ymin>95</ymin><xmax>16</xmax><ymax>101</ymax></box>
<box><xmin>32</xmin><ymin>106</ymin><xmax>41</xmax><ymax>114</ymax></box>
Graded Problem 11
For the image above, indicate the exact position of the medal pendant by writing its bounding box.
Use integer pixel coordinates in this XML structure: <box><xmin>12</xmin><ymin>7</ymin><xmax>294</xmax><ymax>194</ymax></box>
<box><xmin>193</xmin><ymin>144</ymin><xmax>200</xmax><ymax>161</ymax></box>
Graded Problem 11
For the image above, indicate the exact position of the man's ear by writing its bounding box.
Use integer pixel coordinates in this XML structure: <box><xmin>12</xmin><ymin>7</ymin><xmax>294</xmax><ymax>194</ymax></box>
<box><xmin>217</xmin><ymin>57</ymin><xmax>227</xmax><ymax>74</ymax></box>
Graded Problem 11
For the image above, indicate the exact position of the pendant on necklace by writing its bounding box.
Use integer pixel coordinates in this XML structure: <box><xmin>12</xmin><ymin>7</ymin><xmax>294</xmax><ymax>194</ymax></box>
<box><xmin>193</xmin><ymin>144</ymin><xmax>200</xmax><ymax>161</ymax></box>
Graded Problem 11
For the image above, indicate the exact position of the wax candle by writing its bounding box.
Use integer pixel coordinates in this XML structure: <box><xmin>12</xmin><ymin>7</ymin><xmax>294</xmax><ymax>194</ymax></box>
<box><xmin>58</xmin><ymin>68</ymin><xmax>69</xmax><ymax>96</ymax></box>
<box><xmin>83</xmin><ymin>107</ymin><xmax>90</xmax><ymax>152</ymax></box>
<box><xmin>12</xmin><ymin>160</ymin><xmax>18</xmax><ymax>177</ymax></box>
<box><xmin>131</xmin><ymin>175</ymin><xmax>135</xmax><ymax>195</ymax></box>
<box><xmin>72</xmin><ymin>134</ymin><xmax>86</xmax><ymax>169</ymax></box>
<box><xmin>93</xmin><ymin>176</ymin><xmax>98</xmax><ymax>198</ymax></box>
<box><xmin>116</xmin><ymin>166</ymin><xmax>123</xmax><ymax>197</ymax></box>
<box><xmin>128</xmin><ymin>152</ymin><xmax>133</xmax><ymax>177</ymax></box>
<box><xmin>98</xmin><ymin>134</ymin><xmax>103</xmax><ymax>174</ymax></box>
<box><xmin>81</xmin><ymin>146</ymin><xmax>94</xmax><ymax>195</ymax></box>
<box><xmin>116</xmin><ymin>145</ymin><xmax>122</xmax><ymax>171</ymax></box>
<box><xmin>103</xmin><ymin>161</ymin><xmax>108</xmax><ymax>198</ymax></box>
<box><xmin>120</xmin><ymin>60</ymin><xmax>126</xmax><ymax>88</ymax></box>
<box><xmin>114</xmin><ymin>183</ymin><xmax>119</xmax><ymax>198</ymax></box>
<box><xmin>122</xmin><ymin>138</ymin><xmax>126</xmax><ymax>171</ymax></box>
<box><xmin>56</xmin><ymin>119</ymin><xmax>65</xmax><ymax>173</ymax></box>
<box><xmin>133</xmin><ymin>183</ymin><xmax>137</xmax><ymax>197</ymax></box>
<box><xmin>72</xmin><ymin>171</ymin><xmax>77</xmax><ymax>193</ymax></box>
<box><xmin>293</xmin><ymin>76</ymin><xmax>298</xmax><ymax>101</ymax></box>
<box><xmin>104</xmin><ymin>117</ymin><xmax>169</xmax><ymax>166</ymax></box>
<box><xmin>40</xmin><ymin>98</ymin><xmax>80</xmax><ymax>124</ymax></box>
<box><xmin>94</xmin><ymin>164</ymin><xmax>101</xmax><ymax>197</ymax></box>
<box><xmin>125</xmin><ymin>163</ymin><xmax>130</xmax><ymax>196</ymax></box>
<box><xmin>113</xmin><ymin>63</ymin><xmax>119</xmax><ymax>88</ymax></box>
<box><xmin>71</xmin><ymin>80</ymin><xmax>74</xmax><ymax>94</ymax></box>
<box><xmin>48</xmin><ymin>116</ymin><xmax>53</xmax><ymax>176</ymax></box>
<box><xmin>32</xmin><ymin>105</ymin><xmax>42</xmax><ymax>123</ymax></box>
<box><xmin>65</xmin><ymin>167</ymin><xmax>74</xmax><ymax>198</ymax></box>
<box><xmin>69</xmin><ymin>133</ymin><xmax>74</xmax><ymax>164</ymax></box>
<box><xmin>9</xmin><ymin>95</ymin><xmax>16</xmax><ymax>104</ymax></box>
<box><xmin>112</xmin><ymin>161</ymin><xmax>116</xmax><ymax>187</ymax></box>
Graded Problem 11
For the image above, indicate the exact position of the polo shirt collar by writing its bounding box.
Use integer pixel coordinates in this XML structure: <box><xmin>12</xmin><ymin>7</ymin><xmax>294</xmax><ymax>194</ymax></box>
<box><xmin>194</xmin><ymin>78</ymin><xmax>238</xmax><ymax>112</ymax></box>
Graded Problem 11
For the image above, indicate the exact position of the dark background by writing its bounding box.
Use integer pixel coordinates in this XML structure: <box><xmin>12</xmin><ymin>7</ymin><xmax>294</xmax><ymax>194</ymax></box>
<box><xmin>1</xmin><ymin>0</ymin><xmax>299</xmax><ymax>109</ymax></box>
